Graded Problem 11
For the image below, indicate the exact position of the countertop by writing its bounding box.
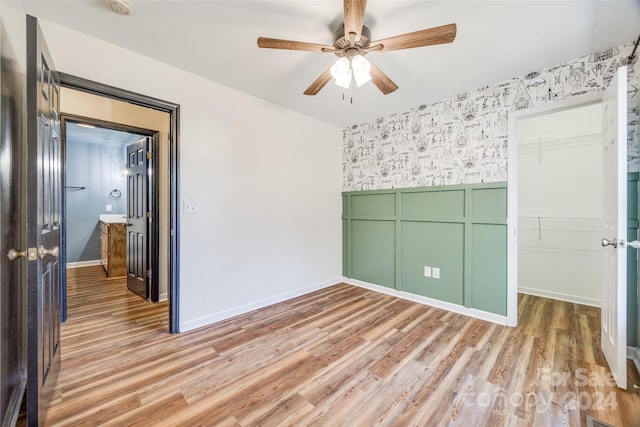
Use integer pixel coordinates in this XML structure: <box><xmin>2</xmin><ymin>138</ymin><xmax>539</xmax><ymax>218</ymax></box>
<box><xmin>99</xmin><ymin>214</ymin><xmax>127</xmax><ymax>224</ymax></box>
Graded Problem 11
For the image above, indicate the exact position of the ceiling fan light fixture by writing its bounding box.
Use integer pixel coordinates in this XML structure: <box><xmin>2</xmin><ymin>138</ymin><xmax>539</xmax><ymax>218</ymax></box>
<box><xmin>331</xmin><ymin>57</ymin><xmax>352</xmax><ymax>88</ymax></box>
<box><xmin>351</xmin><ymin>55</ymin><xmax>371</xmax><ymax>87</ymax></box>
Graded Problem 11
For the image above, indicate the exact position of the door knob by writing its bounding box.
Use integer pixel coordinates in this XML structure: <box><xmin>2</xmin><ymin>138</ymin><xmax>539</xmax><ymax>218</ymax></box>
<box><xmin>601</xmin><ymin>238</ymin><xmax>618</xmax><ymax>248</ymax></box>
<box><xmin>7</xmin><ymin>248</ymin><xmax>38</xmax><ymax>261</ymax></box>
<box><xmin>38</xmin><ymin>245</ymin><xmax>59</xmax><ymax>259</ymax></box>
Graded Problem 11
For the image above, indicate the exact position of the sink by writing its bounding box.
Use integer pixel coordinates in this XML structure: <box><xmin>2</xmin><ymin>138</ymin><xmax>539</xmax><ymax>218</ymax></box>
<box><xmin>99</xmin><ymin>214</ymin><xmax>126</xmax><ymax>223</ymax></box>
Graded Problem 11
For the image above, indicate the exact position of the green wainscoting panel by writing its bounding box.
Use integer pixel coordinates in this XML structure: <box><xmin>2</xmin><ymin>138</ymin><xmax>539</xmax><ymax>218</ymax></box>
<box><xmin>469</xmin><ymin>224</ymin><xmax>507</xmax><ymax>315</ymax></box>
<box><xmin>351</xmin><ymin>193</ymin><xmax>396</xmax><ymax>217</ymax></box>
<box><xmin>402</xmin><ymin>190</ymin><xmax>465</xmax><ymax>219</ymax></box>
<box><xmin>342</xmin><ymin>219</ymin><xmax>348</xmax><ymax>277</ymax></box>
<box><xmin>351</xmin><ymin>220</ymin><xmax>396</xmax><ymax>288</ymax></box>
<box><xmin>628</xmin><ymin>173</ymin><xmax>639</xmax><ymax>347</ymax></box>
<box><xmin>471</xmin><ymin>188</ymin><xmax>507</xmax><ymax>219</ymax></box>
<box><xmin>627</xmin><ymin>227</ymin><xmax>638</xmax><ymax>347</ymax></box>
<box><xmin>401</xmin><ymin>222</ymin><xmax>464</xmax><ymax>304</ymax></box>
<box><xmin>343</xmin><ymin>182</ymin><xmax>508</xmax><ymax>317</ymax></box>
<box><xmin>342</xmin><ymin>195</ymin><xmax>348</xmax><ymax>217</ymax></box>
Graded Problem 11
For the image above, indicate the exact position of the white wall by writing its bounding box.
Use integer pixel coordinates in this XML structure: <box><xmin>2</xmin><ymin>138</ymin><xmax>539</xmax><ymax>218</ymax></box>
<box><xmin>517</xmin><ymin>103</ymin><xmax>603</xmax><ymax>306</ymax></box>
<box><xmin>36</xmin><ymin>19</ymin><xmax>343</xmax><ymax>331</ymax></box>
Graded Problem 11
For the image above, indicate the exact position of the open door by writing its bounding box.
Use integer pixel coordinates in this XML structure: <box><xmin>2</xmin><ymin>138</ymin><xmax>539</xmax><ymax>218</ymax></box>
<box><xmin>1</xmin><ymin>13</ymin><xmax>28</xmax><ymax>425</ymax></box>
<box><xmin>126</xmin><ymin>137</ymin><xmax>150</xmax><ymax>299</ymax></box>
<box><xmin>26</xmin><ymin>15</ymin><xmax>62</xmax><ymax>424</ymax></box>
<box><xmin>600</xmin><ymin>65</ymin><xmax>627</xmax><ymax>390</ymax></box>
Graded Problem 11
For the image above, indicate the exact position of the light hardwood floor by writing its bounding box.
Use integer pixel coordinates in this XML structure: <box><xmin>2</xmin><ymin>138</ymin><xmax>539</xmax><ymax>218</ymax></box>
<box><xmin>40</xmin><ymin>266</ymin><xmax>640</xmax><ymax>426</ymax></box>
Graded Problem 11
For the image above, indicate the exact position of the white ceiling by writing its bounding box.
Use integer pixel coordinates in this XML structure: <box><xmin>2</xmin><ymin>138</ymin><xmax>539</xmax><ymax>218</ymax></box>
<box><xmin>66</xmin><ymin>121</ymin><xmax>143</xmax><ymax>148</ymax></box>
<box><xmin>21</xmin><ymin>0</ymin><xmax>640</xmax><ymax>128</ymax></box>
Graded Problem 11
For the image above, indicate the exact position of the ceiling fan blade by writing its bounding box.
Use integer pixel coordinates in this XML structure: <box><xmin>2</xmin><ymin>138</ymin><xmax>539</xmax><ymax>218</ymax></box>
<box><xmin>303</xmin><ymin>66</ymin><xmax>333</xmax><ymax>96</ymax></box>
<box><xmin>369</xmin><ymin>62</ymin><xmax>399</xmax><ymax>95</ymax></box>
<box><xmin>344</xmin><ymin>0</ymin><xmax>367</xmax><ymax>42</ymax></box>
<box><xmin>257</xmin><ymin>37</ymin><xmax>333</xmax><ymax>52</ymax></box>
<box><xmin>371</xmin><ymin>23</ymin><xmax>457</xmax><ymax>52</ymax></box>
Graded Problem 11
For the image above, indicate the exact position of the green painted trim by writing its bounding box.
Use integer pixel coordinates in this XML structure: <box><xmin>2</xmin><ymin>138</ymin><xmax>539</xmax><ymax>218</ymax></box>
<box><xmin>464</xmin><ymin>188</ymin><xmax>472</xmax><ymax>309</ymax></box>
<box><xmin>628</xmin><ymin>225</ymin><xmax>638</xmax><ymax>347</ymax></box>
<box><xmin>350</xmin><ymin>215</ymin><xmax>403</xmax><ymax>221</ymax></box>
<box><xmin>395</xmin><ymin>216</ymin><xmax>467</xmax><ymax>223</ymax></box>
<box><xmin>627</xmin><ymin>172</ymin><xmax>639</xmax><ymax>347</ymax></box>
<box><xmin>346</xmin><ymin>194</ymin><xmax>352</xmax><ymax>278</ymax></box>
<box><xmin>468</xmin><ymin>218</ymin><xmax>509</xmax><ymax>225</ymax></box>
<box><xmin>341</xmin><ymin>181</ymin><xmax>508</xmax><ymax>197</ymax></box>
<box><xmin>395</xmin><ymin>192</ymin><xmax>403</xmax><ymax>291</ymax></box>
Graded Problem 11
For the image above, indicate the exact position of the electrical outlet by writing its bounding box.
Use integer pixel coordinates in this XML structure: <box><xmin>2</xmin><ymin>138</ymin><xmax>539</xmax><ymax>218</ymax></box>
<box><xmin>105</xmin><ymin>204</ymin><xmax>112</xmax><ymax>212</ymax></box>
<box><xmin>423</xmin><ymin>266</ymin><xmax>432</xmax><ymax>277</ymax></box>
<box><xmin>432</xmin><ymin>267</ymin><xmax>440</xmax><ymax>279</ymax></box>
<box><xmin>183</xmin><ymin>201</ymin><xmax>197</xmax><ymax>214</ymax></box>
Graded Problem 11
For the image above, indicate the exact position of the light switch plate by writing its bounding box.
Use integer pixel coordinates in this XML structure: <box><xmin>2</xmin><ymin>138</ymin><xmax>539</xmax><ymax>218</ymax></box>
<box><xmin>433</xmin><ymin>267</ymin><xmax>440</xmax><ymax>279</ymax></box>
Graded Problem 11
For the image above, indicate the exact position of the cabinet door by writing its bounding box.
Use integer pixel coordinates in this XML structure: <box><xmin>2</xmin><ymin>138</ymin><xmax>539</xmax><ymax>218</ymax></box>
<box><xmin>99</xmin><ymin>224</ymin><xmax>108</xmax><ymax>270</ymax></box>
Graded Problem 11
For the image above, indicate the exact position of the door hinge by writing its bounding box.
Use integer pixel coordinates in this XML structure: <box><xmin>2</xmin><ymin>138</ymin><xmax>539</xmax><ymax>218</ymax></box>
<box><xmin>146</xmin><ymin>151</ymin><xmax>152</xmax><ymax>159</ymax></box>
<box><xmin>147</xmin><ymin>269</ymin><xmax>152</xmax><ymax>278</ymax></box>
<box><xmin>146</xmin><ymin>211</ymin><xmax>152</xmax><ymax>219</ymax></box>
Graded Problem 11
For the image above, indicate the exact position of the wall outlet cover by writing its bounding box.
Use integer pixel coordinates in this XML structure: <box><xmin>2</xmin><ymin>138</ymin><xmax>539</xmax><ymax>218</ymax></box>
<box><xmin>183</xmin><ymin>201</ymin><xmax>197</xmax><ymax>214</ymax></box>
<box><xmin>423</xmin><ymin>266</ymin><xmax>432</xmax><ymax>277</ymax></box>
<box><xmin>106</xmin><ymin>204</ymin><xmax>112</xmax><ymax>212</ymax></box>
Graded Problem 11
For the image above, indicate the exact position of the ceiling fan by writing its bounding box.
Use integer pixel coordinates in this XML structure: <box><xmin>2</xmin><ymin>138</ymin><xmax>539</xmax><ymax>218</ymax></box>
<box><xmin>257</xmin><ymin>0</ymin><xmax>457</xmax><ymax>96</ymax></box>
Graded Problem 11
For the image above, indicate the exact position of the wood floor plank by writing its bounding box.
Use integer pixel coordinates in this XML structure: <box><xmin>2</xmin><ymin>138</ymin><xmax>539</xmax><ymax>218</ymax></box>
<box><xmin>36</xmin><ymin>266</ymin><xmax>640</xmax><ymax>426</ymax></box>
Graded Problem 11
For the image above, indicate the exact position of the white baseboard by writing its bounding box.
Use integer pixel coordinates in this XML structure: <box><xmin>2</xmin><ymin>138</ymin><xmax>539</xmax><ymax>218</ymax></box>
<box><xmin>159</xmin><ymin>293</ymin><xmax>168</xmax><ymax>302</ymax></box>
<box><xmin>66</xmin><ymin>260</ymin><xmax>101</xmax><ymax>269</ymax></box>
<box><xmin>344</xmin><ymin>277</ymin><xmax>509</xmax><ymax>326</ymax></box>
<box><xmin>518</xmin><ymin>286</ymin><xmax>601</xmax><ymax>307</ymax></box>
<box><xmin>628</xmin><ymin>346</ymin><xmax>640</xmax><ymax>376</ymax></box>
<box><xmin>180</xmin><ymin>277</ymin><xmax>342</xmax><ymax>332</ymax></box>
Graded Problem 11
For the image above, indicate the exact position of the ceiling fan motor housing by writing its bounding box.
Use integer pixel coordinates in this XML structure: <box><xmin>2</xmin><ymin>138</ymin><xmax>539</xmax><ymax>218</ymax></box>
<box><xmin>333</xmin><ymin>24</ymin><xmax>372</xmax><ymax>52</ymax></box>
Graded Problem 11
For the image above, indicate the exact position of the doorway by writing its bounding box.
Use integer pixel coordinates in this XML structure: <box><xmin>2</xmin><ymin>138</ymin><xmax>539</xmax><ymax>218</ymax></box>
<box><xmin>506</xmin><ymin>93</ymin><xmax>605</xmax><ymax>326</ymax></box>
<box><xmin>516</xmin><ymin>102</ymin><xmax>604</xmax><ymax>306</ymax></box>
<box><xmin>63</xmin><ymin>118</ymin><xmax>161</xmax><ymax>303</ymax></box>
<box><xmin>506</xmin><ymin>84</ymin><xmax>637</xmax><ymax>388</ymax></box>
<box><xmin>58</xmin><ymin>77</ymin><xmax>180</xmax><ymax>333</ymax></box>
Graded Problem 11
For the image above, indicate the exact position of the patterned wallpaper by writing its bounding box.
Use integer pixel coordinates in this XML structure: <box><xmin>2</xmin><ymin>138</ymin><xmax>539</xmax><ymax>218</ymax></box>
<box><xmin>342</xmin><ymin>43</ymin><xmax>639</xmax><ymax>191</ymax></box>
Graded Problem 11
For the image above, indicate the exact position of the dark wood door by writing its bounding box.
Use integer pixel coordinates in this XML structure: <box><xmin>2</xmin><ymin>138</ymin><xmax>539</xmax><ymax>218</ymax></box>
<box><xmin>0</xmin><ymin>22</ymin><xmax>27</xmax><ymax>426</ymax></box>
<box><xmin>26</xmin><ymin>15</ymin><xmax>62</xmax><ymax>426</ymax></box>
<box><xmin>127</xmin><ymin>138</ymin><xmax>149</xmax><ymax>299</ymax></box>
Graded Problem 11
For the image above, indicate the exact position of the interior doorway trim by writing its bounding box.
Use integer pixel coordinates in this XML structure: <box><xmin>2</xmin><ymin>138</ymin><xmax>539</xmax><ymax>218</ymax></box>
<box><xmin>506</xmin><ymin>92</ymin><xmax>603</xmax><ymax>327</ymax></box>
<box><xmin>58</xmin><ymin>72</ymin><xmax>181</xmax><ymax>333</ymax></box>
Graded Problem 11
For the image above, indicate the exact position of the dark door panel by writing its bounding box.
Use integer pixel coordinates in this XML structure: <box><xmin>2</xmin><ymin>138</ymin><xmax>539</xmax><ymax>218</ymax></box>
<box><xmin>127</xmin><ymin>138</ymin><xmax>149</xmax><ymax>299</ymax></box>
<box><xmin>0</xmin><ymin>18</ymin><xmax>27</xmax><ymax>425</ymax></box>
<box><xmin>26</xmin><ymin>15</ymin><xmax>61</xmax><ymax>426</ymax></box>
